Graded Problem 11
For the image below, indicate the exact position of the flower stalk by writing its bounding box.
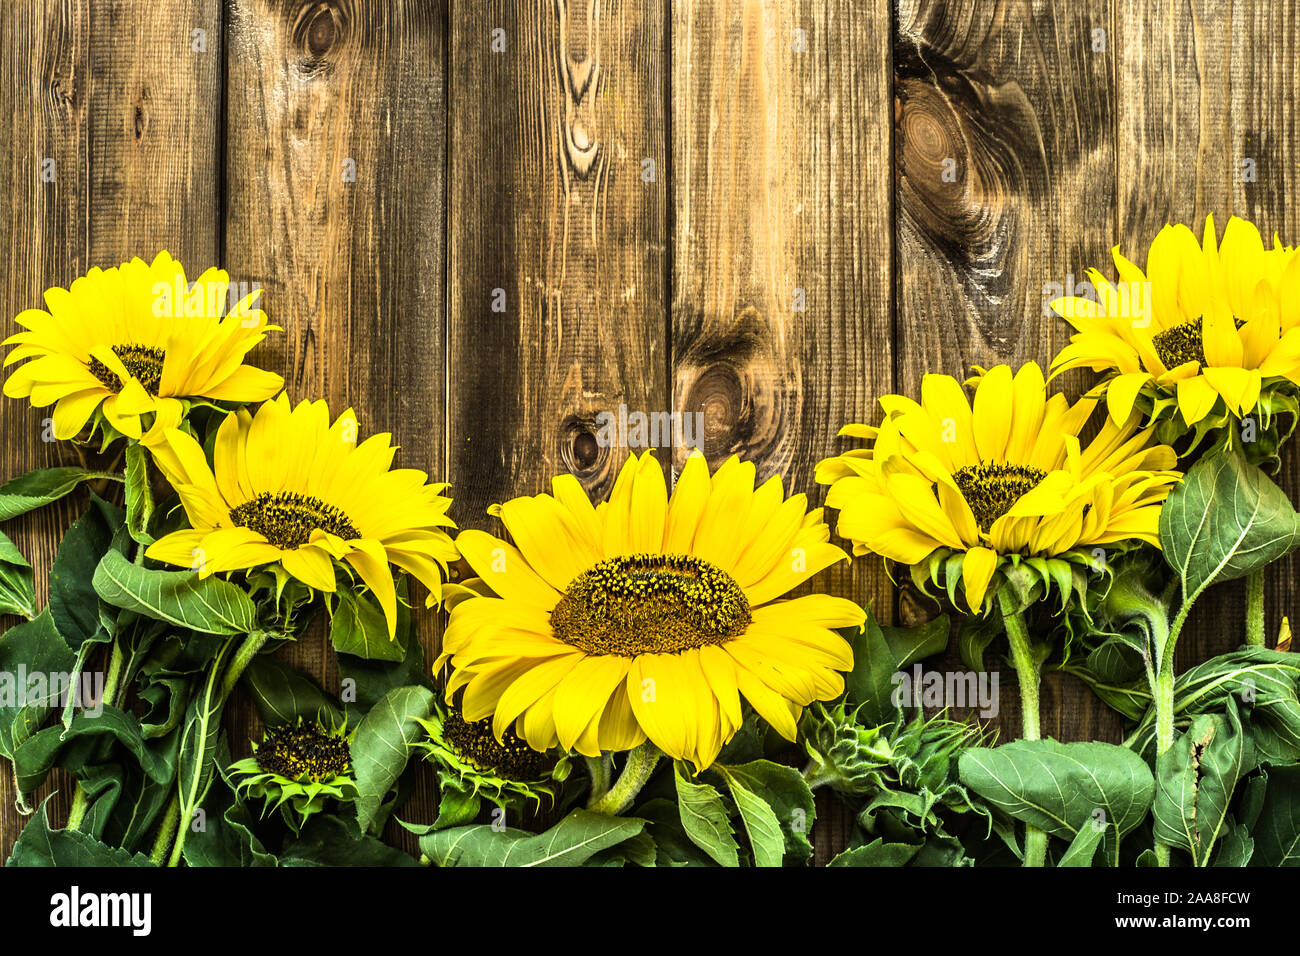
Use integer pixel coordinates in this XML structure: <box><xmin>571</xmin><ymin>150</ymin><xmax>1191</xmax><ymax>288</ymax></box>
<box><xmin>587</xmin><ymin>741</ymin><xmax>661</xmax><ymax>816</ymax></box>
<box><xmin>999</xmin><ymin>588</ymin><xmax>1045</xmax><ymax>867</ymax></box>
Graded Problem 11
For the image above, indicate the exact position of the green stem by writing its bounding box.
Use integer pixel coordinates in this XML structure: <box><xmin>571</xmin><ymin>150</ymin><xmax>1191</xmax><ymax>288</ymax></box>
<box><xmin>999</xmin><ymin>590</ymin><xmax>1045</xmax><ymax>867</ymax></box>
<box><xmin>66</xmin><ymin>638</ymin><xmax>125</xmax><ymax>831</ymax></box>
<box><xmin>587</xmin><ymin>742</ymin><xmax>662</xmax><ymax>816</ymax></box>
<box><xmin>149</xmin><ymin>793</ymin><xmax>180</xmax><ymax>865</ymax></box>
<box><xmin>584</xmin><ymin>756</ymin><xmax>612</xmax><ymax>804</ymax></box>
<box><xmin>1246</xmin><ymin>567</ymin><xmax>1266</xmax><ymax>647</ymax></box>
<box><xmin>167</xmin><ymin>631</ymin><xmax>270</xmax><ymax>867</ymax></box>
<box><xmin>1153</xmin><ymin>664</ymin><xmax>1176</xmax><ymax>867</ymax></box>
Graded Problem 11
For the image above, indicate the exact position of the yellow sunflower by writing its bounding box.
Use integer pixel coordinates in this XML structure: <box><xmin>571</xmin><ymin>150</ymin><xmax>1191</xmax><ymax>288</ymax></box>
<box><xmin>2</xmin><ymin>251</ymin><xmax>283</xmax><ymax>442</ymax></box>
<box><xmin>1050</xmin><ymin>215</ymin><xmax>1300</xmax><ymax>438</ymax></box>
<box><xmin>436</xmin><ymin>450</ymin><xmax>865</xmax><ymax>773</ymax></box>
<box><xmin>144</xmin><ymin>395</ymin><xmax>457</xmax><ymax>635</ymax></box>
<box><xmin>816</xmin><ymin>363</ymin><xmax>1181</xmax><ymax>614</ymax></box>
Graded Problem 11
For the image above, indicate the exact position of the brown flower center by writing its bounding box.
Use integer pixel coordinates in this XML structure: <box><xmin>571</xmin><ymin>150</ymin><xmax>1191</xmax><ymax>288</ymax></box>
<box><xmin>953</xmin><ymin>462</ymin><xmax>1047</xmax><ymax>533</ymax></box>
<box><xmin>88</xmin><ymin>344</ymin><xmax>165</xmax><ymax>395</ymax></box>
<box><xmin>230</xmin><ymin>491</ymin><xmax>360</xmax><ymax>550</ymax></box>
<box><xmin>550</xmin><ymin>553</ymin><xmax>751</xmax><ymax>656</ymax></box>
<box><xmin>442</xmin><ymin>709</ymin><xmax>556</xmax><ymax>782</ymax></box>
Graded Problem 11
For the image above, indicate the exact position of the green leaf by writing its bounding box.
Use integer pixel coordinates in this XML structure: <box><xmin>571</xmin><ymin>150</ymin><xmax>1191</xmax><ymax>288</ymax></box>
<box><xmin>7</xmin><ymin>800</ymin><xmax>155</xmax><ymax>866</ymax></box>
<box><xmin>674</xmin><ymin>761</ymin><xmax>739</xmax><ymax>866</ymax></box>
<box><xmin>716</xmin><ymin>759</ymin><xmax>816</xmax><ymax>863</ymax></box>
<box><xmin>175</xmin><ymin>642</ymin><xmax>233</xmax><ymax>851</ymax></box>
<box><xmin>958</xmin><ymin>740</ymin><xmax>1155</xmax><ymax>866</ymax></box>
<box><xmin>1057</xmin><ymin>820</ymin><xmax>1104</xmax><ymax>867</ymax></box>
<box><xmin>243</xmin><ymin>657</ymin><xmax>343</xmax><ymax>728</ymax></box>
<box><xmin>0</xmin><ymin>466</ymin><xmax>120</xmax><ymax>522</ymax></box>
<box><xmin>330</xmin><ymin>586</ymin><xmax>405</xmax><ymax>662</ymax></box>
<box><xmin>13</xmin><ymin>705</ymin><xmax>172</xmax><ymax>796</ymax></box>
<box><xmin>123</xmin><ymin>442</ymin><xmax>155</xmax><ymax>545</ymax></box>
<box><xmin>93</xmin><ymin>549</ymin><xmax>256</xmax><ymax>635</ymax></box>
<box><xmin>352</xmin><ymin>684</ymin><xmax>434</xmax><ymax>834</ymax></box>
<box><xmin>49</xmin><ymin>496</ymin><xmax>124</xmax><ymax>650</ymax></box>
<box><xmin>715</xmin><ymin>765</ymin><xmax>784</xmax><ymax>866</ymax></box>
<box><xmin>1152</xmin><ymin>700</ymin><xmax>1253</xmax><ymax>866</ymax></box>
<box><xmin>180</xmin><ymin>740</ymin><xmax>276</xmax><ymax>867</ymax></box>
<box><xmin>1249</xmin><ymin>764</ymin><xmax>1300</xmax><ymax>865</ymax></box>
<box><xmin>828</xmin><ymin>838</ymin><xmax>921</xmax><ymax>867</ymax></box>
<box><xmin>0</xmin><ymin>530</ymin><xmax>35</xmax><ymax>618</ymax></box>
<box><xmin>0</xmin><ymin>611</ymin><xmax>76</xmax><ymax>764</ymax></box>
<box><xmin>281</xmin><ymin>815</ymin><xmax>419</xmax><ymax>867</ymax></box>
<box><xmin>845</xmin><ymin>609</ymin><xmax>951</xmax><ymax>725</ymax></box>
<box><xmin>419</xmin><ymin>809</ymin><xmax>644</xmax><ymax>867</ymax></box>
<box><xmin>1160</xmin><ymin>449</ymin><xmax>1300</xmax><ymax>605</ymax></box>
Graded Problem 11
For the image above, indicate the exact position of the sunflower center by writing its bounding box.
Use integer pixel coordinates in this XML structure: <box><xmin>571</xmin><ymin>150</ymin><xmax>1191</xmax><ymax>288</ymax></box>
<box><xmin>229</xmin><ymin>491</ymin><xmax>361</xmax><ymax>550</ymax></box>
<box><xmin>442</xmin><ymin>709</ymin><xmax>555</xmax><ymax>782</ymax></box>
<box><xmin>1151</xmin><ymin>316</ymin><xmax>1246</xmax><ymax>370</ymax></box>
<box><xmin>550</xmin><ymin>553</ymin><xmax>751</xmax><ymax>657</ymax></box>
<box><xmin>952</xmin><ymin>462</ymin><xmax>1047</xmax><ymax>533</ymax></box>
<box><xmin>254</xmin><ymin>722</ymin><xmax>350</xmax><ymax>783</ymax></box>
<box><xmin>87</xmin><ymin>344</ymin><xmax>165</xmax><ymax>395</ymax></box>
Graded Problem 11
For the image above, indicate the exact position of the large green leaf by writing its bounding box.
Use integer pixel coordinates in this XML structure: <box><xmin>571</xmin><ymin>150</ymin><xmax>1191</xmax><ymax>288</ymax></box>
<box><xmin>0</xmin><ymin>530</ymin><xmax>35</xmax><ymax>619</ymax></box>
<box><xmin>715</xmin><ymin>759</ymin><xmax>816</xmax><ymax>864</ymax></box>
<box><xmin>351</xmin><ymin>684</ymin><xmax>434</xmax><ymax>834</ymax></box>
<box><xmin>0</xmin><ymin>610</ymin><xmax>76</xmax><ymax>763</ymax></box>
<box><xmin>243</xmin><ymin>657</ymin><xmax>343</xmax><ymax>728</ymax></box>
<box><xmin>330</xmin><ymin>586</ymin><xmax>405</xmax><ymax>662</ymax></box>
<box><xmin>1128</xmin><ymin>647</ymin><xmax>1300</xmax><ymax>762</ymax></box>
<box><xmin>0</xmin><ymin>466</ymin><xmax>120</xmax><ymax>522</ymax></box>
<box><xmin>828</xmin><ymin>839</ymin><xmax>921</xmax><ymax>867</ymax></box>
<box><xmin>1249</xmin><ymin>765</ymin><xmax>1300</xmax><ymax>865</ymax></box>
<box><xmin>1152</xmin><ymin>700</ymin><xmax>1253</xmax><ymax>866</ymax></box>
<box><xmin>958</xmin><ymin>740</ymin><xmax>1155</xmax><ymax>865</ymax></box>
<box><xmin>93</xmin><ymin>549</ymin><xmax>256</xmax><ymax>635</ymax></box>
<box><xmin>674</xmin><ymin>761</ymin><xmax>738</xmax><ymax>866</ymax></box>
<box><xmin>844</xmin><ymin>609</ymin><xmax>951</xmax><ymax>725</ymax></box>
<box><xmin>281</xmin><ymin>815</ymin><xmax>419</xmax><ymax>867</ymax></box>
<box><xmin>7</xmin><ymin>801</ymin><xmax>154</xmax><ymax>866</ymax></box>
<box><xmin>13</xmin><ymin>705</ymin><xmax>173</xmax><ymax>796</ymax></box>
<box><xmin>49</xmin><ymin>495</ymin><xmax>124</xmax><ymax>650</ymax></box>
<box><xmin>1160</xmin><ymin>450</ymin><xmax>1300</xmax><ymax>605</ymax></box>
<box><xmin>419</xmin><ymin>809</ymin><xmax>644</xmax><ymax>867</ymax></box>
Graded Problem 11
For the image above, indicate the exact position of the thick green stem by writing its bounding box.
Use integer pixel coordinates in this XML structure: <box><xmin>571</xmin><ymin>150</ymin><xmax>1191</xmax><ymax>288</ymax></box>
<box><xmin>65</xmin><ymin>786</ymin><xmax>89</xmax><ymax>831</ymax></box>
<box><xmin>1153</xmin><ymin>664</ymin><xmax>1176</xmax><ymax>866</ymax></box>
<box><xmin>149</xmin><ymin>793</ymin><xmax>180</xmax><ymax>865</ymax></box>
<box><xmin>999</xmin><ymin>590</ymin><xmax>1045</xmax><ymax>867</ymax></box>
<box><xmin>167</xmin><ymin>631</ymin><xmax>269</xmax><ymax>867</ymax></box>
<box><xmin>584</xmin><ymin>756</ymin><xmax>612</xmax><ymax>804</ymax></box>
<box><xmin>587</xmin><ymin>742</ymin><xmax>661</xmax><ymax>816</ymax></box>
<box><xmin>1246</xmin><ymin>567</ymin><xmax>1266</xmax><ymax>647</ymax></box>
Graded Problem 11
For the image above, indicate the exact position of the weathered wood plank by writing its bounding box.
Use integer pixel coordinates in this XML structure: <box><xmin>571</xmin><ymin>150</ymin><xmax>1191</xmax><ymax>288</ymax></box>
<box><xmin>670</xmin><ymin>0</ymin><xmax>894</xmax><ymax>863</ymax></box>
<box><xmin>893</xmin><ymin>0</ymin><xmax>1121</xmax><ymax>745</ymax></box>
<box><xmin>223</xmin><ymin>0</ymin><xmax>447</xmax><ymax>847</ymax></box>
<box><xmin>443</xmin><ymin>0</ymin><xmax>669</xmax><ymax>831</ymax></box>
<box><xmin>1117</xmin><ymin>0</ymin><xmax>1300</xmax><ymax>665</ymax></box>
<box><xmin>0</xmin><ymin>0</ymin><xmax>222</xmax><ymax>858</ymax></box>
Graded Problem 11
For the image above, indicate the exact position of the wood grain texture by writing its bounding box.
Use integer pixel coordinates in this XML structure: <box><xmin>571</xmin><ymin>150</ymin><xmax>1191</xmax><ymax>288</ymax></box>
<box><xmin>223</xmin><ymin>0</ymin><xmax>446</xmax><ymax>848</ymax></box>
<box><xmin>0</xmin><ymin>0</ymin><xmax>222</xmax><ymax>858</ymax></box>
<box><xmin>446</xmin><ymin>0</ymin><xmax>669</xmax><ymax>533</ymax></box>
<box><xmin>1117</xmin><ymin>0</ymin><xmax>1300</xmax><ymax>670</ymax></box>
<box><xmin>894</xmin><ymin>0</ymin><xmax>1124</xmax><ymax>748</ymax></box>
<box><xmin>670</xmin><ymin>0</ymin><xmax>893</xmax><ymax>862</ymax></box>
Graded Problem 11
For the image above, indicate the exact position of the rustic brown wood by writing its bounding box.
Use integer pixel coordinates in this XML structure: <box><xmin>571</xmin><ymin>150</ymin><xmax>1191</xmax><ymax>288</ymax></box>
<box><xmin>670</xmin><ymin>0</ymin><xmax>894</xmax><ymax>862</ymax></box>
<box><xmin>1118</xmin><ymin>0</ymin><xmax>1300</xmax><ymax>668</ymax></box>
<box><xmin>222</xmin><ymin>0</ymin><xmax>447</xmax><ymax>850</ymax></box>
<box><xmin>0</xmin><ymin>0</ymin><xmax>1296</xmax><ymax>864</ymax></box>
<box><xmin>0</xmin><ymin>0</ymin><xmax>222</xmax><ymax>858</ymax></box>
<box><xmin>894</xmin><ymin>0</ymin><xmax>1125</xmax><ymax>747</ymax></box>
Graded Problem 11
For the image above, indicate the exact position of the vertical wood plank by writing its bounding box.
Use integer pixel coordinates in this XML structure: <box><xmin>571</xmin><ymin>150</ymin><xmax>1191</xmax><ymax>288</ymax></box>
<box><xmin>0</xmin><ymin>0</ymin><xmax>221</xmax><ymax>857</ymax></box>
<box><xmin>444</xmin><ymin>0</ymin><xmax>669</xmax><ymax>833</ymax></box>
<box><xmin>223</xmin><ymin>0</ymin><xmax>447</xmax><ymax>844</ymax></box>
<box><xmin>1117</xmin><ymin>0</ymin><xmax>1300</xmax><ymax>668</ymax></box>
<box><xmin>671</xmin><ymin>0</ymin><xmax>894</xmax><ymax>863</ymax></box>
<box><xmin>446</xmin><ymin>0</ymin><xmax>670</xmax><ymax>532</ymax></box>
<box><xmin>893</xmin><ymin>0</ymin><xmax>1120</xmax><ymax>745</ymax></box>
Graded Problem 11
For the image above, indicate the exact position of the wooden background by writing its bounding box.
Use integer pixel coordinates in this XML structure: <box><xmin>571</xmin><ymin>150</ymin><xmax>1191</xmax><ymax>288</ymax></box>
<box><xmin>1</xmin><ymin>0</ymin><xmax>1296</xmax><ymax>864</ymax></box>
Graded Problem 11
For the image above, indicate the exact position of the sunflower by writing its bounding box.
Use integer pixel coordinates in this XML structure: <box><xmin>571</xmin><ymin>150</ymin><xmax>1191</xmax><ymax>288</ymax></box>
<box><xmin>436</xmin><ymin>450</ymin><xmax>866</xmax><ymax>773</ymax></box>
<box><xmin>230</xmin><ymin>717</ymin><xmax>358</xmax><ymax>832</ymax></box>
<box><xmin>1050</xmin><ymin>215</ymin><xmax>1300</xmax><ymax>451</ymax></box>
<box><xmin>2</xmin><ymin>251</ymin><xmax>283</xmax><ymax>442</ymax></box>
<box><xmin>143</xmin><ymin>394</ymin><xmax>457</xmax><ymax>635</ymax></box>
<box><xmin>815</xmin><ymin>363</ymin><xmax>1181</xmax><ymax>615</ymax></box>
<box><xmin>414</xmin><ymin>699</ymin><xmax>569</xmax><ymax>827</ymax></box>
